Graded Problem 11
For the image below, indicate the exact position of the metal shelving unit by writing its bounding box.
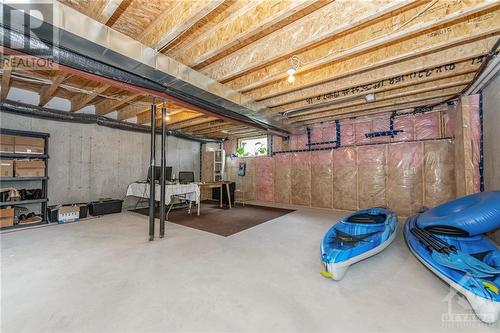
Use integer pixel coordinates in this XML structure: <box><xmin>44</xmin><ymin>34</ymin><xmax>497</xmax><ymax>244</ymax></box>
<box><xmin>0</xmin><ymin>128</ymin><xmax>50</xmax><ymax>229</ymax></box>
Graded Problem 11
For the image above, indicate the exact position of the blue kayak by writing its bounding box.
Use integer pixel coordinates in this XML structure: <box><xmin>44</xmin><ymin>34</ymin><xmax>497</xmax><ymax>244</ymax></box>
<box><xmin>321</xmin><ymin>208</ymin><xmax>397</xmax><ymax>280</ymax></box>
<box><xmin>404</xmin><ymin>191</ymin><xmax>500</xmax><ymax>324</ymax></box>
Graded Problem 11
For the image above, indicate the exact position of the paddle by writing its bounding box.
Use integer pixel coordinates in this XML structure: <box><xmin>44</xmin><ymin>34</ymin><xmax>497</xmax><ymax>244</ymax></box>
<box><xmin>430</xmin><ymin>251</ymin><xmax>494</xmax><ymax>279</ymax></box>
<box><xmin>411</xmin><ymin>227</ymin><xmax>500</xmax><ymax>277</ymax></box>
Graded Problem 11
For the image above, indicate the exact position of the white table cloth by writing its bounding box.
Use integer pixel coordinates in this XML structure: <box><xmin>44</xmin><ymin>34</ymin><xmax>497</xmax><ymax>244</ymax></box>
<box><xmin>126</xmin><ymin>182</ymin><xmax>200</xmax><ymax>205</ymax></box>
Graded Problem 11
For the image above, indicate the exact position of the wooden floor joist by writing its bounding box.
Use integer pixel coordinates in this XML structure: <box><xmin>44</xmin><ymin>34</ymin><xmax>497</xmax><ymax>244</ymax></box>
<box><xmin>38</xmin><ymin>73</ymin><xmax>70</xmax><ymax>106</ymax></box>
<box><xmin>255</xmin><ymin>35</ymin><xmax>498</xmax><ymax>108</ymax></box>
<box><xmin>241</xmin><ymin>7</ymin><xmax>500</xmax><ymax>100</ymax></box>
<box><xmin>201</xmin><ymin>0</ymin><xmax>420</xmax><ymax>83</ymax></box>
<box><xmin>8</xmin><ymin>1</ymin><xmax>500</xmax><ymax>138</ymax></box>
<box><xmin>70</xmin><ymin>84</ymin><xmax>111</xmax><ymax>112</ymax></box>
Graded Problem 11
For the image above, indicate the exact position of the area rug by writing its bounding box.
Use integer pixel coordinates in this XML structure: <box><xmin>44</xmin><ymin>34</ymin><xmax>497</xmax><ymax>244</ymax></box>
<box><xmin>131</xmin><ymin>201</ymin><xmax>294</xmax><ymax>236</ymax></box>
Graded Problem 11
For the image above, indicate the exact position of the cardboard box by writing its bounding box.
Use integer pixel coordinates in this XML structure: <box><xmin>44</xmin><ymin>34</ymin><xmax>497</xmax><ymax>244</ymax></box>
<box><xmin>58</xmin><ymin>205</ymin><xmax>79</xmax><ymax>223</ymax></box>
<box><xmin>14</xmin><ymin>136</ymin><xmax>44</xmax><ymax>154</ymax></box>
<box><xmin>0</xmin><ymin>135</ymin><xmax>15</xmax><ymax>153</ymax></box>
<box><xmin>0</xmin><ymin>207</ymin><xmax>14</xmax><ymax>228</ymax></box>
<box><xmin>0</xmin><ymin>160</ymin><xmax>14</xmax><ymax>177</ymax></box>
<box><xmin>14</xmin><ymin>159</ymin><xmax>46</xmax><ymax>177</ymax></box>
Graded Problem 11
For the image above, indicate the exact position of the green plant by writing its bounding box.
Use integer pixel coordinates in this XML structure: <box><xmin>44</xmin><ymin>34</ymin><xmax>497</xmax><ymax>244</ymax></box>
<box><xmin>236</xmin><ymin>143</ymin><xmax>250</xmax><ymax>157</ymax></box>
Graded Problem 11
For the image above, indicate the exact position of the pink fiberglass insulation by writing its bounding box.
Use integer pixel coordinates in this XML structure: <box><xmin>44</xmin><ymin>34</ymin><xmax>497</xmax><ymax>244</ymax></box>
<box><xmin>357</xmin><ymin>145</ymin><xmax>386</xmax><ymax>209</ymax></box>
<box><xmin>272</xmin><ymin>135</ymin><xmax>282</xmax><ymax>152</ymax></box>
<box><xmin>424</xmin><ymin>140</ymin><xmax>456</xmax><ymax>208</ymax></box>
<box><xmin>387</xmin><ymin>142</ymin><xmax>423</xmax><ymax>216</ymax></box>
<box><xmin>469</xmin><ymin>94</ymin><xmax>481</xmax><ymax>193</ymax></box>
<box><xmin>321</xmin><ymin>125</ymin><xmax>337</xmax><ymax>142</ymax></box>
<box><xmin>274</xmin><ymin>153</ymin><xmax>292</xmax><ymax>204</ymax></box>
<box><xmin>244</xmin><ymin>157</ymin><xmax>256</xmax><ymax>200</ymax></box>
<box><xmin>290</xmin><ymin>133</ymin><xmax>308</xmax><ymax>150</ymax></box>
<box><xmin>311</xmin><ymin>151</ymin><xmax>333</xmax><ymax>208</ymax></box>
<box><xmin>340</xmin><ymin>121</ymin><xmax>355</xmax><ymax>145</ymax></box>
<box><xmin>291</xmin><ymin>152</ymin><xmax>311</xmax><ymax>206</ymax></box>
<box><xmin>444</xmin><ymin>108</ymin><xmax>455</xmax><ymax>138</ymax></box>
<box><xmin>223</xmin><ymin>139</ymin><xmax>237</xmax><ymax>155</ymax></box>
<box><xmin>355</xmin><ymin>121</ymin><xmax>372</xmax><ymax>145</ymax></box>
<box><xmin>310</xmin><ymin>126</ymin><xmax>323</xmax><ymax>143</ymax></box>
<box><xmin>394</xmin><ymin>116</ymin><xmax>414</xmax><ymax>141</ymax></box>
<box><xmin>414</xmin><ymin>112</ymin><xmax>439</xmax><ymax>140</ymax></box>
<box><xmin>371</xmin><ymin>116</ymin><xmax>391</xmax><ymax>144</ymax></box>
<box><xmin>332</xmin><ymin>147</ymin><xmax>358</xmax><ymax>211</ymax></box>
<box><xmin>255</xmin><ymin>157</ymin><xmax>274</xmax><ymax>202</ymax></box>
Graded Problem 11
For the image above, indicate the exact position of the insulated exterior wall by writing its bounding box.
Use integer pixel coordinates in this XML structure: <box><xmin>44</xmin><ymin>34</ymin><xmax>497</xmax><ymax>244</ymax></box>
<box><xmin>291</xmin><ymin>152</ymin><xmax>311</xmax><ymax>206</ymax></box>
<box><xmin>274</xmin><ymin>153</ymin><xmax>292</xmax><ymax>204</ymax></box>
<box><xmin>332</xmin><ymin>148</ymin><xmax>358</xmax><ymax>211</ymax></box>
<box><xmin>244</xmin><ymin>157</ymin><xmax>256</xmax><ymax>200</ymax></box>
<box><xmin>387</xmin><ymin>142</ymin><xmax>423</xmax><ymax>216</ymax></box>
<box><xmin>310</xmin><ymin>151</ymin><xmax>333</xmax><ymax>208</ymax></box>
<box><xmin>220</xmin><ymin>103</ymin><xmax>475</xmax><ymax>216</ymax></box>
<box><xmin>454</xmin><ymin>95</ymin><xmax>478</xmax><ymax>196</ymax></box>
<box><xmin>255</xmin><ymin>157</ymin><xmax>274</xmax><ymax>202</ymax></box>
<box><xmin>482</xmin><ymin>73</ymin><xmax>500</xmax><ymax>244</ymax></box>
<box><xmin>414</xmin><ymin>112</ymin><xmax>439</xmax><ymax>140</ymax></box>
<box><xmin>424</xmin><ymin>140</ymin><xmax>456</xmax><ymax>208</ymax></box>
<box><xmin>357</xmin><ymin>146</ymin><xmax>386</xmax><ymax>209</ymax></box>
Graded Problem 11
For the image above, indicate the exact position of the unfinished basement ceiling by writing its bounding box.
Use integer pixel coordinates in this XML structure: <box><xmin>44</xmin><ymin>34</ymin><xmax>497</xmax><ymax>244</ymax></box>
<box><xmin>0</xmin><ymin>61</ymin><xmax>267</xmax><ymax>139</ymax></box>
<box><xmin>55</xmin><ymin>0</ymin><xmax>500</xmax><ymax>129</ymax></box>
<box><xmin>3</xmin><ymin>0</ymin><xmax>499</xmax><ymax>139</ymax></box>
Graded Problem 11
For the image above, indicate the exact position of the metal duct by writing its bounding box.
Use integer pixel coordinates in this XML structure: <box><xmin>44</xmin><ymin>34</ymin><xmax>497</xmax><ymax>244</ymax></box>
<box><xmin>0</xmin><ymin>100</ymin><xmax>221</xmax><ymax>143</ymax></box>
<box><xmin>0</xmin><ymin>3</ymin><xmax>291</xmax><ymax>136</ymax></box>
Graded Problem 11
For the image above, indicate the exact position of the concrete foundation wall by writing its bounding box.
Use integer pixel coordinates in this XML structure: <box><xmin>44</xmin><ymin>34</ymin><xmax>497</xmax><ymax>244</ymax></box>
<box><xmin>1</xmin><ymin>113</ymin><xmax>200</xmax><ymax>207</ymax></box>
<box><xmin>483</xmin><ymin>72</ymin><xmax>500</xmax><ymax>191</ymax></box>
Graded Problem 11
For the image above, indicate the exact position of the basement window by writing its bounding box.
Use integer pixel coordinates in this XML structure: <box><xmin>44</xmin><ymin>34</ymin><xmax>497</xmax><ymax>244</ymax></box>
<box><xmin>237</xmin><ymin>136</ymin><xmax>268</xmax><ymax>157</ymax></box>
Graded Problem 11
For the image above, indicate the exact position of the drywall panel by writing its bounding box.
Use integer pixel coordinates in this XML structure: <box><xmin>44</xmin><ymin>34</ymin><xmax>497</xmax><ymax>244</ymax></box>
<box><xmin>332</xmin><ymin>147</ymin><xmax>357</xmax><ymax>211</ymax></box>
<box><xmin>1</xmin><ymin>112</ymin><xmax>200</xmax><ymax>207</ymax></box>
<box><xmin>291</xmin><ymin>152</ymin><xmax>311</xmax><ymax>206</ymax></box>
<box><xmin>310</xmin><ymin>151</ymin><xmax>333</xmax><ymax>208</ymax></box>
<box><xmin>274</xmin><ymin>153</ymin><xmax>292</xmax><ymax>204</ymax></box>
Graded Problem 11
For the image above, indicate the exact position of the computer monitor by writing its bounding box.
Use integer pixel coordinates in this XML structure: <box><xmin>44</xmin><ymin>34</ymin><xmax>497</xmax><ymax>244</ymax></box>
<box><xmin>147</xmin><ymin>166</ymin><xmax>172</xmax><ymax>182</ymax></box>
<box><xmin>178</xmin><ymin>171</ymin><xmax>194</xmax><ymax>184</ymax></box>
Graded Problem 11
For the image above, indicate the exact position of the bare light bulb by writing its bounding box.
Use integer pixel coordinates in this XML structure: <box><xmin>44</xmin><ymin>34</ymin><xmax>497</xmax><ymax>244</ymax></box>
<box><xmin>287</xmin><ymin>67</ymin><xmax>296</xmax><ymax>76</ymax></box>
<box><xmin>287</xmin><ymin>74</ymin><xmax>295</xmax><ymax>83</ymax></box>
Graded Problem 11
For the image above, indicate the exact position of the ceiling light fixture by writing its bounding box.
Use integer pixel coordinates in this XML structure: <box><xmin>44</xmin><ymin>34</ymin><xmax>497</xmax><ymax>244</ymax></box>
<box><xmin>286</xmin><ymin>55</ymin><xmax>300</xmax><ymax>84</ymax></box>
<box><xmin>364</xmin><ymin>93</ymin><xmax>376</xmax><ymax>102</ymax></box>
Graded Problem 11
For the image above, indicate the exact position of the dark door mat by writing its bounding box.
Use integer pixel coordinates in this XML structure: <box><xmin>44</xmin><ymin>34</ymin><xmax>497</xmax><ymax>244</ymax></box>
<box><xmin>131</xmin><ymin>202</ymin><xmax>294</xmax><ymax>237</ymax></box>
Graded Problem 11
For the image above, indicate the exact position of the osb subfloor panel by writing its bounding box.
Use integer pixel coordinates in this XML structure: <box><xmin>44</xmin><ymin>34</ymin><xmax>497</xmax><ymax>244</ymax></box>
<box><xmin>1</xmin><ymin>210</ymin><xmax>499</xmax><ymax>332</ymax></box>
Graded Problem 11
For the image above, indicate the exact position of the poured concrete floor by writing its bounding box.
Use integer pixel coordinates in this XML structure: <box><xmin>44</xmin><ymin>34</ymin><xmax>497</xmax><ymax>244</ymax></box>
<box><xmin>1</xmin><ymin>207</ymin><xmax>499</xmax><ymax>332</ymax></box>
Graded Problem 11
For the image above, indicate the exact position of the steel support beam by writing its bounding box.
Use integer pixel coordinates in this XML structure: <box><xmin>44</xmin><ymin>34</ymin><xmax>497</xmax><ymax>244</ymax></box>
<box><xmin>148</xmin><ymin>103</ymin><xmax>157</xmax><ymax>241</ymax></box>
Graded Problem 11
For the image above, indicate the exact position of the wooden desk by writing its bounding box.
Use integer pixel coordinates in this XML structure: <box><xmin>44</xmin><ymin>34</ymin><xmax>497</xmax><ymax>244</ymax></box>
<box><xmin>197</xmin><ymin>181</ymin><xmax>232</xmax><ymax>214</ymax></box>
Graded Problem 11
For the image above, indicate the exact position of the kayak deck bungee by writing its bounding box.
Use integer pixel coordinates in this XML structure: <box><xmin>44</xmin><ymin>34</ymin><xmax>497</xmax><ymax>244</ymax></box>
<box><xmin>404</xmin><ymin>191</ymin><xmax>500</xmax><ymax>324</ymax></box>
<box><xmin>320</xmin><ymin>208</ymin><xmax>397</xmax><ymax>281</ymax></box>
